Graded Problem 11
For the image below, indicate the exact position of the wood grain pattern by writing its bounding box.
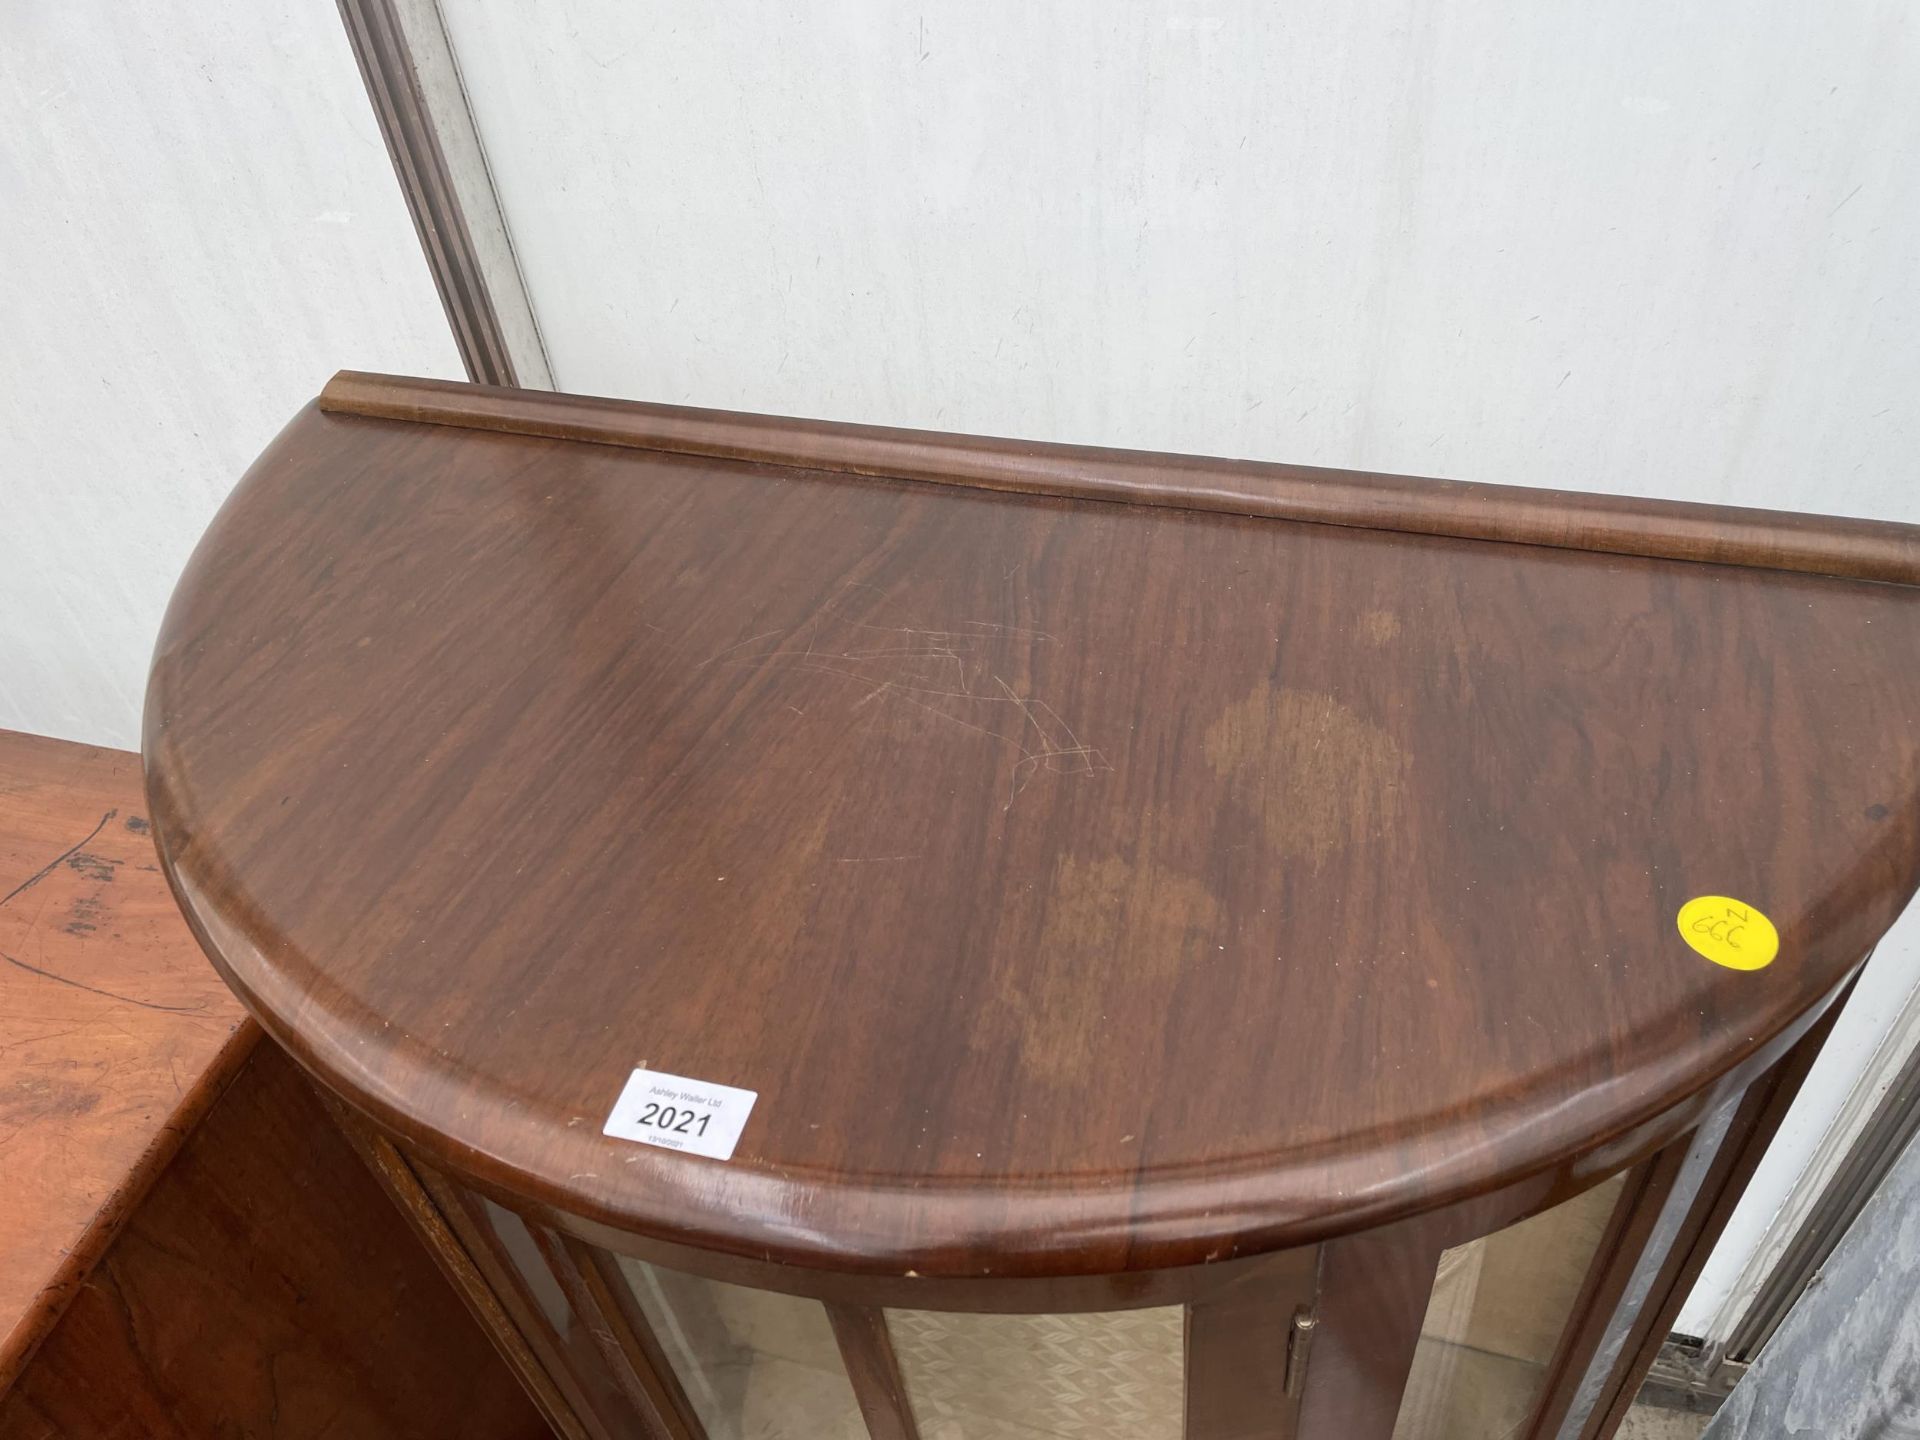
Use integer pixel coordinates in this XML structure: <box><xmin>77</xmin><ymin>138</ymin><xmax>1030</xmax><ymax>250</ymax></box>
<box><xmin>321</xmin><ymin>370</ymin><xmax>1920</xmax><ymax>584</ymax></box>
<box><xmin>146</xmin><ymin>386</ymin><xmax>1920</xmax><ymax>1290</ymax></box>
<box><xmin>0</xmin><ymin>1040</ymin><xmax>549</xmax><ymax>1439</ymax></box>
<box><xmin>0</xmin><ymin>730</ymin><xmax>252</xmax><ymax>1390</ymax></box>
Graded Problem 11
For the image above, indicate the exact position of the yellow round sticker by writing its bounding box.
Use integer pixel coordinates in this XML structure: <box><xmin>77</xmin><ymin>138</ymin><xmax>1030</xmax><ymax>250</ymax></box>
<box><xmin>1677</xmin><ymin>896</ymin><xmax>1779</xmax><ymax>971</ymax></box>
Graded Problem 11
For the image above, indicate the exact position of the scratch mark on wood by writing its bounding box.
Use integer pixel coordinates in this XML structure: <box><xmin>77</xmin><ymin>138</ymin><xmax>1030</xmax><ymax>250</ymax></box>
<box><xmin>1</xmin><ymin>809</ymin><xmax>209</xmax><ymax>1014</ymax></box>
<box><xmin>0</xmin><ymin>808</ymin><xmax>115</xmax><ymax>909</ymax></box>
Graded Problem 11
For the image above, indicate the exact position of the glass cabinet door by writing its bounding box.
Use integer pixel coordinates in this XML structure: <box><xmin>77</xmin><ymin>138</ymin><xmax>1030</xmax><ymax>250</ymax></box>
<box><xmin>618</xmin><ymin>1258</ymin><xmax>1186</xmax><ymax>1439</ymax></box>
<box><xmin>426</xmin><ymin>1161</ymin><xmax>1683</xmax><ymax>1440</ymax></box>
<box><xmin>620</xmin><ymin>1260</ymin><xmax>868</xmax><ymax>1437</ymax></box>
<box><xmin>1393</xmin><ymin>1174</ymin><xmax>1628</xmax><ymax>1439</ymax></box>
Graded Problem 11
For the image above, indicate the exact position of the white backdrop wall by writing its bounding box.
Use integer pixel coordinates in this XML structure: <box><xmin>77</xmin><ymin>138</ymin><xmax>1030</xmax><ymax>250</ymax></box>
<box><xmin>0</xmin><ymin>3</ymin><xmax>460</xmax><ymax>752</ymax></box>
<box><xmin>440</xmin><ymin>0</ymin><xmax>1918</xmax><ymax>519</ymax></box>
<box><xmin>438</xmin><ymin>0</ymin><xmax>1920</xmax><ymax>1341</ymax></box>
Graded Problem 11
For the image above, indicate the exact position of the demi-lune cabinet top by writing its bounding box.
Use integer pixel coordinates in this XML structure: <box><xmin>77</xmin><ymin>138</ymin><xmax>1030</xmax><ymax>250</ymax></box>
<box><xmin>145</xmin><ymin>373</ymin><xmax>1920</xmax><ymax>1279</ymax></box>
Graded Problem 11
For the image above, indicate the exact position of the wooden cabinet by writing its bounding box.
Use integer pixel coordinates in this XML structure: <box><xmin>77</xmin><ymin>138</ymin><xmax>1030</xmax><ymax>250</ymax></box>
<box><xmin>143</xmin><ymin>373</ymin><xmax>1920</xmax><ymax>1438</ymax></box>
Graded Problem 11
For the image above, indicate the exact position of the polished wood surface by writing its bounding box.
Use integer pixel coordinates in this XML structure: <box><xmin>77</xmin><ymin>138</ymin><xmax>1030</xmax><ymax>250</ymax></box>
<box><xmin>0</xmin><ymin>730</ymin><xmax>250</xmax><ymax>1389</ymax></box>
<box><xmin>0</xmin><ymin>1040</ymin><xmax>549</xmax><ymax>1440</ymax></box>
<box><xmin>323</xmin><ymin>370</ymin><xmax>1920</xmax><ymax>584</ymax></box>
<box><xmin>147</xmin><ymin>378</ymin><xmax>1920</xmax><ymax>1289</ymax></box>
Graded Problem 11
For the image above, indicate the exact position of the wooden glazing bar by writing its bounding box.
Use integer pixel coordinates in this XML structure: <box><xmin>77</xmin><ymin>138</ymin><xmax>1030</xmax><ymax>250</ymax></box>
<box><xmin>528</xmin><ymin>1227</ymin><xmax>703</xmax><ymax>1440</ymax></box>
<box><xmin>574</xmin><ymin>1247</ymin><xmax>711</xmax><ymax>1440</ymax></box>
<box><xmin>1573</xmin><ymin>997</ymin><xmax>1850</xmax><ymax>1439</ymax></box>
<box><xmin>318</xmin><ymin>1089</ymin><xmax>589</xmax><ymax>1440</ymax></box>
<box><xmin>409</xmin><ymin>1163</ymin><xmax>635</xmax><ymax>1440</ymax></box>
<box><xmin>1522</xmin><ymin>1150</ymin><xmax>1691</xmax><ymax>1439</ymax></box>
<box><xmin>824</xmin><ymin>1302</ymin><xmax>922</xmax><ymax>1440</ymax></box>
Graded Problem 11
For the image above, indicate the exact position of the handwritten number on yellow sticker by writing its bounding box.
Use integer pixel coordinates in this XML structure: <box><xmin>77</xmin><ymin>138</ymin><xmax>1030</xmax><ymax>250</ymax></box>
<box><xmin>1677</xmin><ymin>896</ymin><xmax>1779</xmax><ymax>972</ymax></box>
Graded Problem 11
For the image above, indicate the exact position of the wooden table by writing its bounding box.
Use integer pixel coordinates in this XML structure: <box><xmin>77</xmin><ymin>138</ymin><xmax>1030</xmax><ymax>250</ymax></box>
<box><xmin>0</xmin><ymin>730</ymin><xmax>548</xmax><ymax>1438</ymax></box>
<box><xmin>144</xmin><ymin>372</ymin><xmax>1920</xmax><ymax>1439</ymax></box>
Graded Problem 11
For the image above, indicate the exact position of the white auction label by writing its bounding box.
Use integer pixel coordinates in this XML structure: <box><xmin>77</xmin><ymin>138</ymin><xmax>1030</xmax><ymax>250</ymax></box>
<box><xmin>602</xmin><ymin>1066</ymin><xmax>758</xmax><ymax>1161</ymax></box>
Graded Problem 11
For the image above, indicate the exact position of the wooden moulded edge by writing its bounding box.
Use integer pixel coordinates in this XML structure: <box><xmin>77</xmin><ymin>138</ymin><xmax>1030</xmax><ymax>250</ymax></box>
<box><xmin>0</xmin><ymin>1020</ymin><xmax>261</xmax><ymax>1394</ymax></box>
<box><xmin>318</xmin><ymin>370</ymin><xmax>1920</xmax><ymax>588</ymax></box>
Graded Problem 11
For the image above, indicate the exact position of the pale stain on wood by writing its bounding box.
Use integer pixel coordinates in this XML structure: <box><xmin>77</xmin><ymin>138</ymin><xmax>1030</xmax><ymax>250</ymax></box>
<box><xmin>1204</xmin><ymin>688</ymin><xmax>1408</xmax><ymax>865</ymax></box>
<box><xmin>985</xmin><ymin>852</ymin><xmax>1219</xmax><ymax>1086</ymax></box>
